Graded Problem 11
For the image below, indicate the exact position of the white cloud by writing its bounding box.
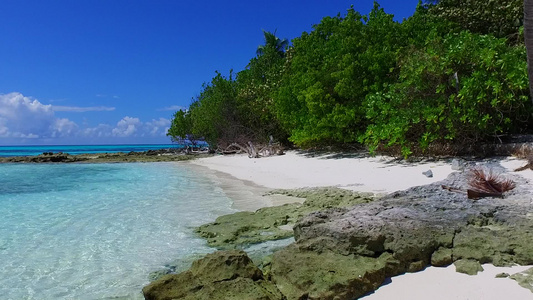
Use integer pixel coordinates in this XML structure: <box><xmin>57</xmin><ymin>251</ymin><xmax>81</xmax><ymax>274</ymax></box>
<box><xmin>52</xmin><ymin>106</ymin><xmax>116</xmax><ymax>112</ymax></box>
<box><xmin>51</xmin><ymin>118</ymin><xmax>78</xmax><ymax>137</ymax></box>
<box><xmin>144</xmin><ymin>117</ymin><xmax>171</xmax><ymax>136</ymax></box>
<box><xmin>0</xmin><ymin>92</ymin><xmax>173</xmax><ymax>143</ymax></box>
<box><xmin>112</xmin><ymin>116</ymin><xmax>141</xmax><ymax>137</ymax></box>
<box><xmin>81</xmin><ymin>124</ymin><xmax>113</xmax><ymax>138</ymax></box>
<box><xmin>0</xmin><ymin>92</ymin><xmax>55</xmax><ymax>138</ymax></box>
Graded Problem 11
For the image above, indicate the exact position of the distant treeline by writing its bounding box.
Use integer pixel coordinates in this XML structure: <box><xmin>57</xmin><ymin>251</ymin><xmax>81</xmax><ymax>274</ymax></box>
<box><xmin>167</xmin><ymin>0</ymin><xmax>532</xmax><ymax>157</ymax></box>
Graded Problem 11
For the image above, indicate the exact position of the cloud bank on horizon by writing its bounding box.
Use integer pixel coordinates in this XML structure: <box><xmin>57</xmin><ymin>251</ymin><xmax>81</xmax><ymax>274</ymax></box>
<box><xmin>0</xmin><ymin>92</ymin><xmax>171</xmax><ymax>145</ymax></box>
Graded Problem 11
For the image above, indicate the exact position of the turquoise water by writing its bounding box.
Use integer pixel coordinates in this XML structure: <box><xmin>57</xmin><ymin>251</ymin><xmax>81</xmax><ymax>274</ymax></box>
<box><xmin>0</xmin><ymin>144</ymin><xmax>184</xmax><ymax>157</ymax></box>
<box><xmin>0</xmin><ymin>162</ymin><xmax>235</xmax><ymax>299</ymax></box>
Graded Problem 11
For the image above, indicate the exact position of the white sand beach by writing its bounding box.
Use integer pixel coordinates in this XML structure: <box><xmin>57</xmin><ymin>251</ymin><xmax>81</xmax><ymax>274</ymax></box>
<box><xmin>191</xmin><ymin>151</ymin><xmax>533</xmax><ymax>300</ymax></box>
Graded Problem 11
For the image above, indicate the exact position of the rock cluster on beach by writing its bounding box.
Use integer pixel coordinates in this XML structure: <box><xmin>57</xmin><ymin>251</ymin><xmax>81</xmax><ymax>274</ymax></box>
<box><xmin>144</xmin><ymin>165</ymin><xmax>533</xmax><ymax>299</ymax></box>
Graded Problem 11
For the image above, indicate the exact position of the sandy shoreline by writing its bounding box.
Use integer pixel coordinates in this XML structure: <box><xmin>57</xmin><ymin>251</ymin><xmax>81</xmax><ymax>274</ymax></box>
<box><xmin>190</xmin><ymin>151</ymin><xmax>533</xmax><ymax>299</ymax></box>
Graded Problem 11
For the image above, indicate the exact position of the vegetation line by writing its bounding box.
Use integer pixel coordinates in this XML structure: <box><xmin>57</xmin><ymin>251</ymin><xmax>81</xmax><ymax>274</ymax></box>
<box><xmin>168</xmin><ymin>0</ymin><xmax>533</xmax><ymax>158</ymax></box>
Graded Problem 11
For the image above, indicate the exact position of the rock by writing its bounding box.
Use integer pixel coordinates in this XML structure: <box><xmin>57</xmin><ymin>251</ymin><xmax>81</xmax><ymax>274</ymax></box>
<box><xmin>495</xmin><ymin>272</ymin><xmax>510</xmax><ymax>278</ymax></box>
<box><xmin>195</xmin><ymin>188</ymin><xmax>375</xmax><ymax>249</ymax></box>
<box><xmin>272</xmin><ymin>171</ymin><xmax>533</xmax><ymax>299</ymax></box>
<box><xmin>431</xmin><ymin>247</ymin><xmax>453</xmax><ymax>267</ymax></box>
<box><xmin>269</xmin><ymin>244</ymin><xmax>398</xmax><ymax>300</ymax></box>
<box><xmin>422</xmin><ymin>170</ymin><xmax>433</xmax><ymax>178</ymax></box>
<box><xmin>454</xmin><ymin>259</ymin><xmax>484</xmax><ymax>275</ymax></box>
<box><xmin>452</xmin><ymin>220</ymin><xmax>533</xmax><ymax>266</ymax></box>
<box><xmin>0</xmin><ymin>150</ymin><xmax>207</xmax><ymax>163</ymax></box>
<box><xmin>181</xmin><ymin>166</ymin><xmax>533</xmax><ymax>299</ymax></box>
<box><xmin>510</xmin><ymin>267</ymin><xmax>533</xmax><ymax>293</ymax></box>
<box><xmin>451</xmin><ymin>158</ymin><xmax>464</xmax><ymax>170</ymax></box>
<box><xmin>143</xmin><ymin>250</ymin><xmax>283</xmax><ymax>300</ymax></box>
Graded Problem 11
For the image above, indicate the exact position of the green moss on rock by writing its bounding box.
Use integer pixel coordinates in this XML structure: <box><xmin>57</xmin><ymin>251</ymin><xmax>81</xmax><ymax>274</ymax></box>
<box><xmin>452</xmin><ymin>225</ymin><xmax>533</xmax><ymax>266</ymax></box>
<box><xmin>268</xmin><ymin>244</ymin><xmax>400</xmax><ymax>300</ymax></box>
<box><xmin>142</xmin><ymin>250</ymin><xmax>284</xmax><ymax>300</ymax></box>
<box><xmin>510</xmin><ymin>267</ymin><xmax>533</xmax><ymax>293</ymax></box>
<box><xmin>196</xmin><ymin>187</ymin><xmax>375</xmax><ymax>249</ymax></box>
<box><xmin>431</xmin><ymin>247</ymin><xmax>453</xmax><ymax>267</ymax></box>
<box><xmin>454</xmin><ymin>259</ymin><xmax>484</xmax><ymax>275</ymax></box>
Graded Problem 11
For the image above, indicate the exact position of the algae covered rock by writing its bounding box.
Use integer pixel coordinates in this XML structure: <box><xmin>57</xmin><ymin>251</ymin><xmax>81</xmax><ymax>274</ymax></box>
<box><xmin>186</xmin><ymin>167</ymin><xmax>533</xmax><ymax>299</ymax></box>
<box><xmin>452</xmin><ymin>221</ymin><xmax>533</xmax><ymax>266</ymax></box>
<box><xmin>431</xmin><ymin>247</ymin><xmax>453</xmax><ymax>267</ymax></box>
<box><xmin>195</xmin><ymin>203</ymin><xmax>302</xmax><ymax>249</ymax></box>
<box><xmin>196</xmin><ymin>188</ymin><xmax>375</xmax><ymax>249</ymax></box>
<box><xmin>269</xmin><ymin>243</ymin><xmax>399</xmax><ymax>300</ymax></box>
<box><xmin>454</xmin><ymin>259</ymin><xmax>484</xmax><ymax>275</ymax></box>
<box><xmin>273</xmin><ymin>171</ymin><xmax>533</xmax><ymax>299</ymax></box>
<box><xmin>510</xmin><ymin>267</ymin><xmax>533</xmax><ymax>293</ymax></box>
<box><xmin>143</xmin><ymin>250</ymin><xmax>283</xmax><ymax>300</ymax></box>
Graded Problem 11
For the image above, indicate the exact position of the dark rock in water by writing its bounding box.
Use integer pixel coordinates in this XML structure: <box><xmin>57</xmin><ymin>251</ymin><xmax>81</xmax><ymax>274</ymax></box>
<box><xmin>143</xmin><ymin>250</ymin><xmax>283</xmax><ymax>300</ymax></box>
<box><xmin>454</xmin><ymin>259</ymin><xmax>484</xmax><ymax>275</ymax></box>
<box><xmin>0</xmin><ymin>150</ymin><xmax>209</xmax><ymax>163</ymax></box>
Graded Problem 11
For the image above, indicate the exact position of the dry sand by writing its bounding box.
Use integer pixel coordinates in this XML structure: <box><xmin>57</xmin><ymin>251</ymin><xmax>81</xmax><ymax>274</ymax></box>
<box><xmin>190</xmin><ymin>151</ymin><xmax>533</xmax><ymax>299</ymax></box>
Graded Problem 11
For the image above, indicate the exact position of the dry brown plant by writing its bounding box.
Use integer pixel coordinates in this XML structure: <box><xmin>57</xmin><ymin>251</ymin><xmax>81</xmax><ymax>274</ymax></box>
<box><xmin>467</xmin><ymin>168</ymin><xmax>515</xmax><ymax>199</ymax></box>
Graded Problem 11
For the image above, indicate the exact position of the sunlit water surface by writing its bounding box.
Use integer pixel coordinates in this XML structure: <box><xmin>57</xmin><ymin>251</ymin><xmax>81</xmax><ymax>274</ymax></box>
<box><xmin>0</xmin><ymin>162</ymin><xmax>235</xmax><ymax>299</ymax></box>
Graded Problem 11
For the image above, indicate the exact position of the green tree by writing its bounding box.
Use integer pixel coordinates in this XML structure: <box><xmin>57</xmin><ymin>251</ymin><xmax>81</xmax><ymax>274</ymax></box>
<box><xmin>181</xmin><ymin>71</ymin><xmax>240</xmax><ymax>146</ymax></box>
<box><xmin>273</xmin><ymin>3</ymin><xmax>405</xmax><ymax>147</ymax></box>
<box><xmin>361</xmin><ymin>30</ymin><xmax>532</xmax><ymax>156</ymax></box>
<box><xmin>167</xmin><ymin>109</ymin><xmax>192</xmax><ymax>142</ymax></box>
<box><xmin>525</xmin><ymin>0</ymin><xmax>533</xmax><ymax>102</ymax></box>
<box><xmin>427</xmin><ymin>0</ymin><xmax>523</xmax><ymax>42</ymax></box>
<box><xmin>237</xmin><ymin>44</ymin><xmax>289</xmax><ymax>143</ymax></box>
<box><xmin>256</xmin><ymin>30</ymin><xmax>289</xmax><ymax>56</ymax></box>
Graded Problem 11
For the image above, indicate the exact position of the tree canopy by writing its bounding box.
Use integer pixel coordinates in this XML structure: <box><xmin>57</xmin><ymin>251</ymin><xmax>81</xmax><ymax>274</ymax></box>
<box><xmin>168</xmin><ymin>1</ymin><xmax>532</xmax><ymax>157</ymax></box>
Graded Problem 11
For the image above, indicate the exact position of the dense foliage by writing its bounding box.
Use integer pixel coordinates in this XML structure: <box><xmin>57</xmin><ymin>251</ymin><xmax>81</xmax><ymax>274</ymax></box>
<box><xmin>168</xmin><ymin>1</ymin><xmax>533</xmax><ymax>156</ymax></box>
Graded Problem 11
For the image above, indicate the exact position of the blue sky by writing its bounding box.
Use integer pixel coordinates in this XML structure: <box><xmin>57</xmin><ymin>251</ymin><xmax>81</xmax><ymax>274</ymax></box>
<box><xmin>0</xmin><ymin>0</ymin><xmax>421</xmax><ymax>145</ymax></box>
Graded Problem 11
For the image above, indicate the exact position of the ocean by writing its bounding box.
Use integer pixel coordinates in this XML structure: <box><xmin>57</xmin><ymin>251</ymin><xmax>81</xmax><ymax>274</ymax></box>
<box><xmin>0</xmin><ymin>144</ymin><xmax>184</xmax><ymax>157</ymax></box>
<box><xmin>0</xmin><ymin>161</ymin><xmax>237</xmax><ymax>299</ymax></box>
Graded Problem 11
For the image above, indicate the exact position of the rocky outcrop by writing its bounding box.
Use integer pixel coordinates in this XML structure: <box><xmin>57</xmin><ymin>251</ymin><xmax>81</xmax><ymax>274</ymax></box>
<box><xmin>147</xmin><ymin>164</ymin><xmax>533</xmax><ymax>299</ymax></box>
<box><xmin>142</xmin><ymin>250</ymin><xmax>284</xmax><ymax>300</ymax></box>
<box><xmin>266</xmin><ymin>170</ymin><xmax>533</xmax><ymax>299</ymax></box>
<box><xmin>0</xmin><ymin>150</ymin><xmax>209</xmax><ymax>163</ymax></box>
<box><xmin>195</xmin><ymin>188</ymin><xmax>375</xmax><ymax>249</ymax></box>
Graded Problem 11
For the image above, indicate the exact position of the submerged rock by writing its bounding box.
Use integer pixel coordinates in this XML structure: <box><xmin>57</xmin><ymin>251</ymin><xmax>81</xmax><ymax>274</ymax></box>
<box><xmin>142</xmin><ymin>250</ymin><xmax>283</xmax><ymax>300</ymax></box>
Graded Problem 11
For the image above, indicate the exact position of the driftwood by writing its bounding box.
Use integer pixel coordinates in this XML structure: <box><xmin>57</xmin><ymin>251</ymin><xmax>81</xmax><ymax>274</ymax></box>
<box><xmin>441</xmin><ymin>185</ymin><xmax>506</xmax><ymax>200</ymax></box>
<box><xmin>221</xmin><ymin>137</ymin><xmax>283</xmax><ymax>158</ymax></box>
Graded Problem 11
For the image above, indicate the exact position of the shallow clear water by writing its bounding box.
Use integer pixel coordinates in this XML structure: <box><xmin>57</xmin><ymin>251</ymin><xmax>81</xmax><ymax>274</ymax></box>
<box><xmin>0</xmin><ymin>162</ymin><xmax>235</xmax><ymax>299</ymax></box>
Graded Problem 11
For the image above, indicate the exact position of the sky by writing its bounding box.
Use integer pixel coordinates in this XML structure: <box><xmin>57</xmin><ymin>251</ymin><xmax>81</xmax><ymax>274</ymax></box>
<box><xmin>0</xmin><ymin>0</ymin><xmax>421</xmax><ymax>145</ymax></box>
